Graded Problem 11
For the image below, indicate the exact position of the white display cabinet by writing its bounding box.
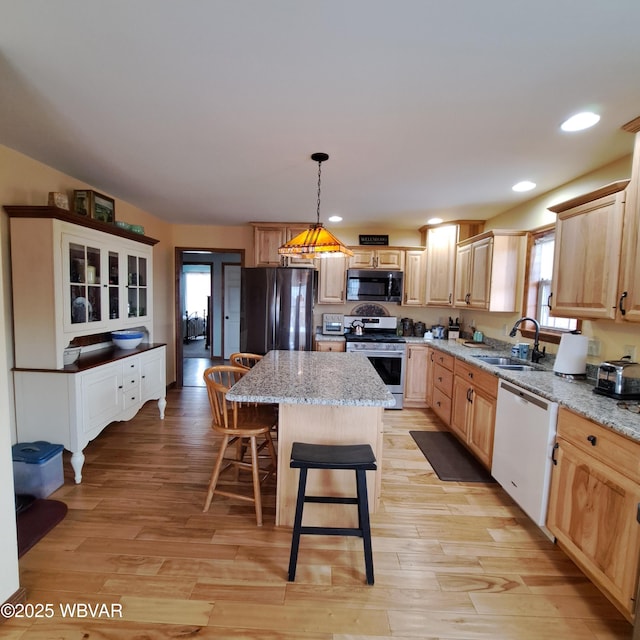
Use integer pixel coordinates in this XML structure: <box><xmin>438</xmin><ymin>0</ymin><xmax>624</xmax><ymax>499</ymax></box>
<box><xmin>6</xmin><ymin>207</ymin><xmax>156</xmax><ymax>369</ymax></box>
<box><xmin>5</xmin><ymin>206</ymin><xmax>166</xmax><ymax>483</ymax></box>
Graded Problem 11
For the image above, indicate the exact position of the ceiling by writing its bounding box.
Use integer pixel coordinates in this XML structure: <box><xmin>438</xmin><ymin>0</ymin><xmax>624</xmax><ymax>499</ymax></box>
<box><xmin>2</xmin><ymin>1</ymin><xmax>640</xmax><ymax>230</ymax></box>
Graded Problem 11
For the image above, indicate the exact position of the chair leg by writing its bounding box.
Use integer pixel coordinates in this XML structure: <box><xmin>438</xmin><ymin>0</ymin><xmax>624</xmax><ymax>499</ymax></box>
<box><xmin>249</xmin><ymin>436</ymin><xmax>263</xmax><ymax>527</ymax></box>
<box><xmin>266</xmin><ymin>432</ymin><xmax>278</xmax><ymax>473</ymax></box>
<box><xmin>203</xmin><ymin>435</ymin><xmax>230</xmax><ymax>512</ymax></box>
<box><xmin>288</xmin><ymin>467</ymin><xmax>308</xmax><ymax>581</ymax></box>
<box><xmin>355</xmin><ymin>469</ymin><xmax>374</xmax><ymax>585</ymax></box>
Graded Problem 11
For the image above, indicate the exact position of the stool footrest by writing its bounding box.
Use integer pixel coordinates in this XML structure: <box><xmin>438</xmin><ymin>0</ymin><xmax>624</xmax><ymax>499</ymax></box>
<box><xmin>300</xmin><ymin>526</ymin><xmax>364</xmax><ymax>537</ymax></box>
<box><xmin>304</xmin><ymin>496</ymin><xmax>358</xmax><ymax>505</ymax></box>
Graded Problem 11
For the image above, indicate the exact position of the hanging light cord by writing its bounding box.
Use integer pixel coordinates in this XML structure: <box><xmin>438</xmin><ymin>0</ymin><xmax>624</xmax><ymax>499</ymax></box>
<box><xmin>315</xmin><ymin>159</ymin><xmax>323</xmax><ymax>226</ymax></box>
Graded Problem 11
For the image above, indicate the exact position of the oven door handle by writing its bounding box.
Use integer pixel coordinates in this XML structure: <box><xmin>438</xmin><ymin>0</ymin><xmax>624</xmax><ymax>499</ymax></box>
<box><xmin>348</xmin><ymin>349</ymin><xmax>405</xmax><ymax>357</ymax></box>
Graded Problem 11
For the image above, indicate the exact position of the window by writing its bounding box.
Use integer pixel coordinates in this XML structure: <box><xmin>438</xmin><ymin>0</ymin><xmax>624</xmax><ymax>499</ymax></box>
<box><xmin>522</xmin><ymin>226</ymin><xmax>579</xmax><ymax>343</ymax></box>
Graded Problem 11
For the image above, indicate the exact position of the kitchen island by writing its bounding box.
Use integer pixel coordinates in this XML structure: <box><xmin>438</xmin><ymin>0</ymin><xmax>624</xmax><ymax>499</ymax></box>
<box><xmin>226</xmin><ymin>350</ymin><xmax>395</xmax><ymax>527</ymax></box>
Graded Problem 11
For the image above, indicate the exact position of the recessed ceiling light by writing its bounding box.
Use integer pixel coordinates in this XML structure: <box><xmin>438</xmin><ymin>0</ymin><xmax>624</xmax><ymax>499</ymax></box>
<box><xmin>327</xmin><ymin>215</ymin><xmax>342</xmax><ymax>222</ymax></box>
<box><xmin>560</xmin><ymin>111</ymin><xmax>600</xmax><ymax>132</ymax></box>
<box><xmin>427</xmin><ymin>217</ymin><xmax>443</xmax><ymax>225</ymax></box>
<box><xmin>512</xmin><ymin>181</ymin><xmax>536</xmax><ymax>192</ymax></box>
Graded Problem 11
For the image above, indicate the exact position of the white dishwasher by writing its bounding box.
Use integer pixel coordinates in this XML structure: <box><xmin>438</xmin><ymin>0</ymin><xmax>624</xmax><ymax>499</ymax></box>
<box><xmin>492</xmin><ymin>380</ymin><xmax>558</xmax><ymax>529</ymax></box>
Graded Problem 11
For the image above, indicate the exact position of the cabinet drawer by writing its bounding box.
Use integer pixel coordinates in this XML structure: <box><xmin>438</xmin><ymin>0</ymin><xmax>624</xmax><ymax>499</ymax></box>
<box><xmin>433</xmin><ymin>363</ymin><xmax>454</xmax><ymax>396</ymax></box>
<box><xmin>124</xmin><ymin>390</ymin><xmax>141</xmax><ymax>410</ymax></box>
<box><xmin>123</xmin><ymin>360</ymin><xmax>140</xmax><ymax>389</ymax></box>
<box><xmin>557</xmin><ymin>407</ymin><xmax>640</xmax><ymax>483</ymax></box>
<box><xmin>432</xmin><ymin>350</ymin><xmax>455</xmax><ymax>371</ymax></box>
<box><xmin>455</xmin><ymin>359</ymin><xmax>498</xmax><ymax>397</ymax></box>
<box><xmin>315</xmin><ymin>341</ymin><xmax>346</xmax><ymax>352</ymax></box>
<box><xmin>431</xmin><ymin>386</ymin><xmax>452</xmax><ymax>424</ymax></box>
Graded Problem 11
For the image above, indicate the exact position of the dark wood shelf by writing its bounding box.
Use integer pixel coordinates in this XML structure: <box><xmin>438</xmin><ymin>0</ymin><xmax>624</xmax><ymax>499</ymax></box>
<box><xmin>3</xmin><ymin>205</ymin><xmax>159</xmax><ymax>246</ymax></box>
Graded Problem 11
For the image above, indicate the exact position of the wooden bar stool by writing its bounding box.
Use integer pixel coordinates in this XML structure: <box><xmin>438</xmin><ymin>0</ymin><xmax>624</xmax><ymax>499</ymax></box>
<box><xmin>287</xmin><ymin>442</ymin><xmax>377</xmax><ymax>585</ymax></box>
<box><xmin>202</xmin><ymin>365</ymin><xmax>277</xmax><ymax>526</ymax></box>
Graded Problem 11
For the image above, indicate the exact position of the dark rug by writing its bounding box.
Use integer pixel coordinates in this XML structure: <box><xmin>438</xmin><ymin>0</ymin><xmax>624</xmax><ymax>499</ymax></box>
<box><xmin>16</xmin><ymin>498</ymin><xmax>67</xmax><ymax>557</ymax></box>
<box><xmin>410</xmin><ymin>431</ymin><xmax>496</xmax><ymax>483</ymax></box>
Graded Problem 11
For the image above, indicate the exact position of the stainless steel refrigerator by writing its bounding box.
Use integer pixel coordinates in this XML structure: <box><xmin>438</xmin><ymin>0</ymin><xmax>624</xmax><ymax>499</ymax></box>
<box><xmin>240</xmin><ymin>267</ymin><xmax>315</xmax><ymax>354</ymax></box>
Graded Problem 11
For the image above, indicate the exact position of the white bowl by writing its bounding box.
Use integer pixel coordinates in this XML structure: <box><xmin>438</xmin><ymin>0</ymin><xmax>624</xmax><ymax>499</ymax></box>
<box><xmin>111</xmin><ymin>330</ymin><xmax>144</xmax><ymax>350</ymax></box>
<box><xmin>63</xmin><ymin>347</ymin><xmax>81</xmax><ymax>365</ymax></box>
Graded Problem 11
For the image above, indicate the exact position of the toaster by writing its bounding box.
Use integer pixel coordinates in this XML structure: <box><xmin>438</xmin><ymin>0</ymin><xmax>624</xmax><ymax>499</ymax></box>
<box><xmin>594</xmin><ymin>359</ymin><xmax>640</xmax><ymax>399</ymax></box>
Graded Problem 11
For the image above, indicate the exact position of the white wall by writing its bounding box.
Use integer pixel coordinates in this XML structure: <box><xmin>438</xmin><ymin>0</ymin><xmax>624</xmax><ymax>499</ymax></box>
<box><xmin>0</xmin><ymin>227</ymin><xmax>19</xmax><ymax>604</ymax></box>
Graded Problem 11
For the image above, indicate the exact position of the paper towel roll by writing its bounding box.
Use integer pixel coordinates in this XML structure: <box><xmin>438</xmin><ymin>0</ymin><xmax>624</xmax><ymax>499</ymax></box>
<box><xmin>553</xmin><ymin>333</ymin><xmax>589</xmax><ymax>375</ymax></box>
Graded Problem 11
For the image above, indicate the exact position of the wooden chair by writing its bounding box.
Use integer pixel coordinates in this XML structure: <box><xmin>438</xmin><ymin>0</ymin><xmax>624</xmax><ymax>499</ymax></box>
<box><xmin>230</xmin><ymin>352</ymin><xmax>263</xmax><ymax>370</ymax></box>
<box><xmin>202</xmin><ymin>365</ymin><xmax>277</xmax><ymax>526</ymax></box>
<box><xmin>229</xmin><ymin>352</ymin><xmax>278</xmax><ymax>437</ymax></box>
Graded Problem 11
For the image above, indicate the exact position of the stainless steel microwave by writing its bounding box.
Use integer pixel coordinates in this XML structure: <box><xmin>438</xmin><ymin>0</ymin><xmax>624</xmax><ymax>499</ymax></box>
<box><xmin>346</xmin><ymin>269</ymin><xmax>403</xmax><ymax>302</ymax></box>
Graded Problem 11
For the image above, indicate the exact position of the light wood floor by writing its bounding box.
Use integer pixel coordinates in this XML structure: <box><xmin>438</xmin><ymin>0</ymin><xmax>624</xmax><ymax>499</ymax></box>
<box><xmin>4</xmin><ymin>388</ymin><xmax>633</xmax><ymax>639</ymax></box>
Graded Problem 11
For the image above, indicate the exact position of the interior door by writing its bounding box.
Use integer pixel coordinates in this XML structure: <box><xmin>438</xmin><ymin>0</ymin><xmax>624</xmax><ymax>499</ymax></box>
<box><xmin>223</xmin><ymin>264</ymin><xmax>241</xmax><ymax>358</ymax></box>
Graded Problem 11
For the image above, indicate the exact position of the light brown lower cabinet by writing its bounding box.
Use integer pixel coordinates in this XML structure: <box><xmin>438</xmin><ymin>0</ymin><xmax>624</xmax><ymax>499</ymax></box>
<box><xmin>314</xmin><ymin>341</ymin><xmax>346</xmax><ymax>352</ymax></box>
<box><xmin>404</xmin><ymin>343</ymin><xmax>429</xmax><ymax>408</ymax></box>
<box><xmin>425</xmin><ymin>347</ymin><xmax>435</xmax><ymax>408</ymax></box>
<box><xmin>450</xmin><ymin>359</ymin><xmax>497</xmax><ymax>469</ymax></box>
<box><xmin>429</xmin><ymin>350</ymin><xmax>455</xmax><ymax>425</ymax></box>
<box><xmin>547</xmin><ymin>407</ymin><xmax>640</xmax><ymax>623</ymax></box>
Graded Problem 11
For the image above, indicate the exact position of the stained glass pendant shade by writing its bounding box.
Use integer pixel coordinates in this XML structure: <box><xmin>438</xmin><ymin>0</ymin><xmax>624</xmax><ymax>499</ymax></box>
<box><xmin>278</xmin><ymin>153</ymin><xmax>353</xmax><ymax>258</ymax></box>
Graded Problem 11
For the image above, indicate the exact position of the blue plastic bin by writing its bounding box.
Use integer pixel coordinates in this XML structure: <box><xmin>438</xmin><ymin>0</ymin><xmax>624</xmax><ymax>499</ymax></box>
<box><xmin>12</xmin><ymin>441</ymin><xmax>64</xmax><ymax>498</ymax></box>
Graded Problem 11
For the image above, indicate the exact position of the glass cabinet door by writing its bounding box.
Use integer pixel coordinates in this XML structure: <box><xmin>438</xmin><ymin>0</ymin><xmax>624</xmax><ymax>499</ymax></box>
<box><xmin>107</xmin><ymin>250</ymin><xmax>120</xmax><ymax>320</ymax></box>
<box><xmin>127</xmin><ymin>253</ymin><xmax>148</xmax><ymax>319</ymax></box>
<box><xmin>68</xmin><ymin>241</ymin><xmax>102</xmax><ymax>325</ymax></box>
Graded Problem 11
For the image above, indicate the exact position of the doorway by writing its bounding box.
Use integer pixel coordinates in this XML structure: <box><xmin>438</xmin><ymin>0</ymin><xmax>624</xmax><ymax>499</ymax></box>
<box><xmin>175</xmin><ymin>248</ymin><xmax>244</xmax><ymax>388</ymax></box>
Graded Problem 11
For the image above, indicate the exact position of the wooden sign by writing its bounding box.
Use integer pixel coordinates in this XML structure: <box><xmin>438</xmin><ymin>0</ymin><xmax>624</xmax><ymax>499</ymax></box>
<box><xmin>359</xmin><ymin>234</ymin><xmax>389</xmax><ymax>245</ymax></box>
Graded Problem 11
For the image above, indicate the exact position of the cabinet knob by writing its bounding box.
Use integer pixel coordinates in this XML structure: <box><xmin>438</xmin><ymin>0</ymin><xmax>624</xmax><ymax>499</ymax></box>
<box><xmin>468</xmin><ymin>372</ymin><xmax>473</xmax><ymax>379</ymax></box>
<box><xmin>587</xmin><ymin>435</ymin><xmax>597</xmax><ymax>446</ymax></box>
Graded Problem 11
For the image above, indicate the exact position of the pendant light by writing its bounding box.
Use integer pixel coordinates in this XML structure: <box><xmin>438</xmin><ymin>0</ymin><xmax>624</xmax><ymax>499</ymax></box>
<box><xmin>278</xmin><ymin>153</ymin><xmax>353</xmax><ymax>258</ymax></box>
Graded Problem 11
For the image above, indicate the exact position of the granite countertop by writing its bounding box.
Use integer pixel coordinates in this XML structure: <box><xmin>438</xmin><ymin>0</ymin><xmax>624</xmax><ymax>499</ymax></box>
<box><xmin>418</xmin><ymin>338</ymin><xmax>640</xmax><ymax>443</ymax></box>
<box><xmin>227</xmin><ymin>350</ymin><xmax>396</xmax><ymax>408</ymax></box>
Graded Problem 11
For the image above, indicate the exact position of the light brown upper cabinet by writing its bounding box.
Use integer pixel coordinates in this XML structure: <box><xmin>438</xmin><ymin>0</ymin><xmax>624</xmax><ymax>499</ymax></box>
<box><xmin>348</xmin><ymin>247</ymin><xmax>404</xmax><ymax>270</ymax></box>
<box><xmin>548</xmin><ymin>181</ymin><xmax>629</xmax><ymax>320</ymax></box>
<box><xmin>317</xmin><ymin>255</ymin><xmax>347</xmax><ymax>304</ymax></box>
<box><xmin>618</xmin><ymin>117</ymin><xmax>640</xmax><ymax>322</ymax></box>
<box><xmin>252</xmin><ymin>223</ymin><xmax>315</xmax><ymax>267</ymax></box>
<box><xmin>402</xmin><ymin>249</ymin><xmax>426</xmax><ymax>306</ymax></box>
<box><xmin>453</xmin><ymin>230</ymin><xmax>526</xmax><ymax>311</ymax></box>
<box><xmin>420</xmin><ymin>222</ymin><xmax>484</xmax><ymax>308</ymax></box>
<box><xmin>424</xmin><ymin>224</ymin><xmax>457</xmax><ymax>306</ymax></box>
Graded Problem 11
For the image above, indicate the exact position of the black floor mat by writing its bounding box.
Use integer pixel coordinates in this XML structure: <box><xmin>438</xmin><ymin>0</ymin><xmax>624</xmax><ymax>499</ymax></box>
<box><xmin>410</xmin><ymin>431</ymin><xmax>496</xmax><ymax>483</ymax></box>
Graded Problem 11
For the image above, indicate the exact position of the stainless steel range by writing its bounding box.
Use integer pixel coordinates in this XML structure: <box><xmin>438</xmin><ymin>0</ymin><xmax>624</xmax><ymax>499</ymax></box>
<box><xmin>344</xmin><ymin>316</ymin><xmax>406</xmax><ymax>409</ymax></box>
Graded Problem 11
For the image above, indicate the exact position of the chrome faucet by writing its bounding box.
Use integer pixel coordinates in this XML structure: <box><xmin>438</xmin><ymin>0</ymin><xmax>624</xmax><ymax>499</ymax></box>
<box><xmin>509</xmin><ymin>316</ymin><xmax>546</xmax><ymax>363</ymax></box>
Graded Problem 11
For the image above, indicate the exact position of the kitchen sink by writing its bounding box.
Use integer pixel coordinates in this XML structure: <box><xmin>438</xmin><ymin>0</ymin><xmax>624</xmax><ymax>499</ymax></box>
<box><xmin>472</xmin><ymin>356</ymin><xmax>522</xmax><ymax>365</ymax></box>
<box><xmin>494</xmin><ymin>364</ymin><xmax>536</xmax><ymax>371</ymax></box>
<box><xmin>472</xmin><ymin>355</ymin><xmax>541</xmax><ymax>372</ymax></box>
